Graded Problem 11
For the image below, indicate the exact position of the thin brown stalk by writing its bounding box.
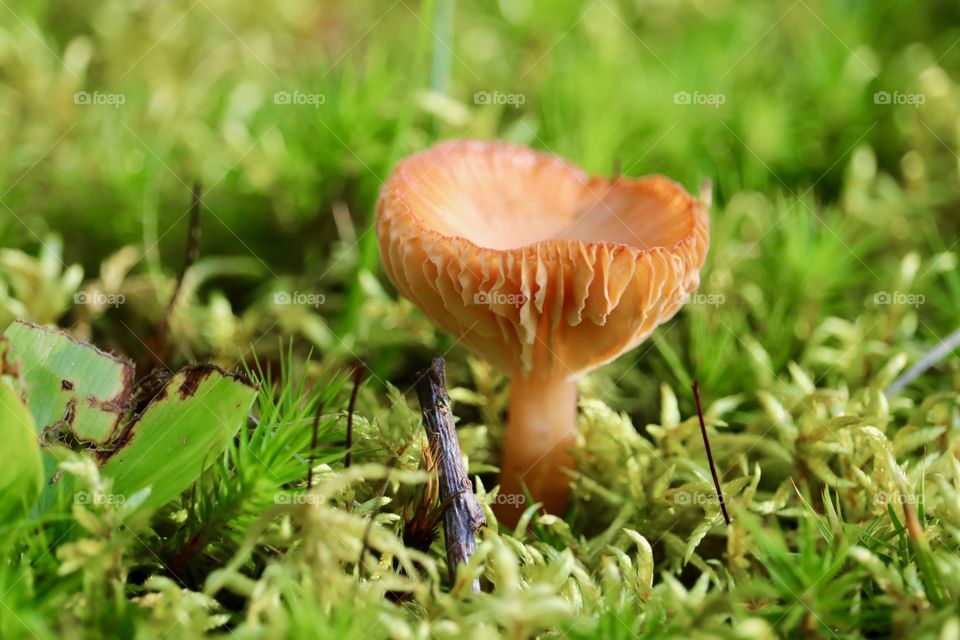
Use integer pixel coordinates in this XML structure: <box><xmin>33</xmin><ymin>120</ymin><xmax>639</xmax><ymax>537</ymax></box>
<box><xmin>345</xmin><ymin>363</ymin><xmax>365</xmax><ymax>469</ymax></box>
<box><xmin>693</xmin><ymin>380</ymin><xmax>731</xmax><ymax>526</ymax></box>
<box><xmin>146</xmin><ymin>183</ymin><xmax>202</xmax><ymax>369</ymax></box>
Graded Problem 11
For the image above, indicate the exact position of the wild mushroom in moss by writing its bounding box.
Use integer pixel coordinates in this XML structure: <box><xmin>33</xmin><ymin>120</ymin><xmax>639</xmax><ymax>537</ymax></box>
<box><xmin>376</xmin><ymin>140</ymin><xmax>710</xmax><ymax>525</ymax></box>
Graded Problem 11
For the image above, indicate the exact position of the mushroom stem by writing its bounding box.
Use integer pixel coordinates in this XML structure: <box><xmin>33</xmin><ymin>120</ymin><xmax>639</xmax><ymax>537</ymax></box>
<box><xmin>496</xmin><ymin>374</ymin><xmax>578</xmax><ymax>526</ymax></box>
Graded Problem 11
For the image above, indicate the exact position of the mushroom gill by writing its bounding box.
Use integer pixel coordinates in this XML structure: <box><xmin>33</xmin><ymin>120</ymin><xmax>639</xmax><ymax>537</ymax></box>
<box><xmin>376</xmin><ymin>139</ymin><xmax>710</xmax><ymax>523</ymax></box>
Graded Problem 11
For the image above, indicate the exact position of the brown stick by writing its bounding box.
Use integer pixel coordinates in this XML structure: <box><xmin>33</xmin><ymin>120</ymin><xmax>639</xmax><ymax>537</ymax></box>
<box><xmin>415</xmin><ymin>358</ymin><xmax>485</xmax><ymax>592</ymax></box>
<box><xmin>345</xmin><ymin>363</ymin><xmax>365</xmax><ymax>469</ymax></box>
<box><xmin>692</xmin><ymin>380</ymin><xmax>731</xmax><ymax>525</ymax></box>
<box><xmin>307</xmin><ymin>406</ymin><xmax>321</xmax><ymax>490</ymax></box>
<box><xmin>146</xmin><ymin>182</ymin><xmax>202</xmax><ymax>369</ymax></box>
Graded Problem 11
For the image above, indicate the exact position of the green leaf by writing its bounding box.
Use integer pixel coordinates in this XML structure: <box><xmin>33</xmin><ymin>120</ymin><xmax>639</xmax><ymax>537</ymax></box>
<box><xmin>2</xmin><ymin>319</ymin><xmax>134</xmax><ymax>444</ymax></box>
<box><xmin>0</xmin><ymin>379</ymin><xmax>43</xmax><ymax>521</ymax></box>
<box><xmin>102</xmin><ymin>366</ymin><xmax>257</xmax><ymax>508</ymax></box>
<box><xmin>2</xmin><ymin>320</ymin><xmax>258</xmax><ymax>511</ymax></box>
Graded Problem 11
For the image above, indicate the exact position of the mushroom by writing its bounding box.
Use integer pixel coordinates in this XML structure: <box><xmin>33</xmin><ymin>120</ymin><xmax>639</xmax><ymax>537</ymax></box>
<box><xmin>376</xmin><ymin>140</ymin><xmax>709</xmax><ymax>525</ymax></box>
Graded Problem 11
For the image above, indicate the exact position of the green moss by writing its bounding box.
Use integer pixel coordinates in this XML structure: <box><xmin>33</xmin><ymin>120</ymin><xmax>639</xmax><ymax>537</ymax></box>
<box><xmin>1</xmin><ymin>0</ymin><xmax>959</xmax><ymax>637</ymax></box>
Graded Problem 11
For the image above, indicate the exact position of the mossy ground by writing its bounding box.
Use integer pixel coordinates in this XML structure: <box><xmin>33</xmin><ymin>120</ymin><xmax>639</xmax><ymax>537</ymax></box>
<box><xmin>1</xmin><ymin>1</ymin><xmax>959</xmax><ymax>638</ymax></box>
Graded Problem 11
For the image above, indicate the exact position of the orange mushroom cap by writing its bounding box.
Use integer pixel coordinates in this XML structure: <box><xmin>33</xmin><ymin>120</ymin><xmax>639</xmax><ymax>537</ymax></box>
<box><xmin>376</xmin><ymin>140</ymin><xmax>710</xmax><ymax>379</ymax></box>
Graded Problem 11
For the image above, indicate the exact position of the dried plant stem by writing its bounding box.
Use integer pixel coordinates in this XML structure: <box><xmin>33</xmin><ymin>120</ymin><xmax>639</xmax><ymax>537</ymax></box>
<box><xmin>693</xmin><ymin>380</ymin><xmax>730</xmax><ymax>525</ymax></box>
<box><xmin>345</xmin><ymin>363</ymin><xmax>365</xmax><ymax>469</ymax></box>
<box><xmin>885</xmin><ymin>325</ymin><xmax>960</xmax><ymax>397</ymax></box>
<box><xmin>307</xmin><ymin>409</ymin><xmax>320</xmax><ymax>490</ymax></box>
<box><xmin>147</xmin><ymin>182</ymin><xmax>202</xmax><ymax>369</ymax></box>
<box><xmin>415</xmin><ymin>358</ymin><xmax>485</xmax><ymax>592</ymax></box>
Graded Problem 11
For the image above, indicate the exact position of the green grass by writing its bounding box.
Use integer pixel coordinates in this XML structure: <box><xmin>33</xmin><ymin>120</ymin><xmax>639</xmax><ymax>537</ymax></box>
<box><xmin>1</xmin><ymin>0</ymin><xmax>959</xmax><ymax>637</ymax></box>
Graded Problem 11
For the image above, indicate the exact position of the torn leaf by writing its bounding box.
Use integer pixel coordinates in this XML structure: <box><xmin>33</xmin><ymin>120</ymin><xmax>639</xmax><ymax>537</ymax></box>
<box><xmin>102</xmin><ymin>365</ymin><xmax>257</xmax><ymax>509</ymax></box>
<box><xmin>2</xmin><ymin>320</ymin><xmax>134</xmax><ymax>444</ymax></box>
